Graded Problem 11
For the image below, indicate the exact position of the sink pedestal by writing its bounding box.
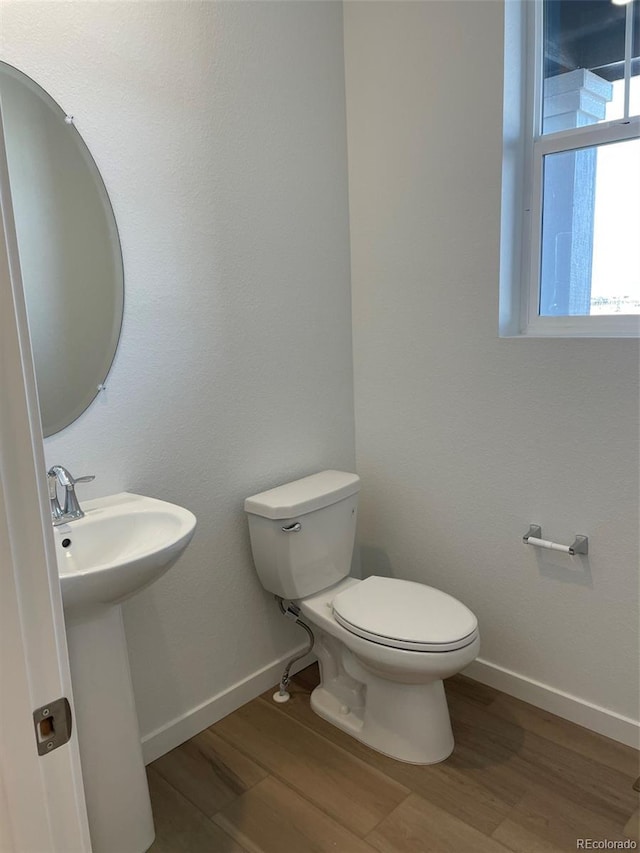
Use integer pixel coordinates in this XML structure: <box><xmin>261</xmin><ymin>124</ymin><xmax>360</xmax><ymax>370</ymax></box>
<box><xmin>54</xmin><ymin>492</ymin><xmax>196</xmax><ymax>852</ymax></box>
<box><xmin>66</xmin><ymin>605</ymin><xmax>155</xmax><ymax>853</ymax></box>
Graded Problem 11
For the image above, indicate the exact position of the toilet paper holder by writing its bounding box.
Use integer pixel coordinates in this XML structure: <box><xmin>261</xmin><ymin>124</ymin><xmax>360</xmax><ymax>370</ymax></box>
<box><xmin>523</xmin><ymin>524</ymin><xmax>588</xmax><ymax>556</ymax></box>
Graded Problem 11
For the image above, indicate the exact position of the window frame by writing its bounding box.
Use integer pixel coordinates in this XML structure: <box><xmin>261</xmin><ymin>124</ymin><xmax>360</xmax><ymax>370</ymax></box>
<box><xmin>502</xmin><ymin>0</ymin><xmax>640</xmax><ymax>339</ymax></box>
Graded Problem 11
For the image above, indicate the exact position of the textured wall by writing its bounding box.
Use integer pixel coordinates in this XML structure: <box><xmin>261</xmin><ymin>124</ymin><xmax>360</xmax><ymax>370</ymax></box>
<box><xmin>1</xmin><ymin>1</ymin><xmax>355</xmax><ymax>738</ymax></box>
<box><xmin>344</xmin><ymin>0</ymin><xmax>639</xmax><ymax>720</ymax></box>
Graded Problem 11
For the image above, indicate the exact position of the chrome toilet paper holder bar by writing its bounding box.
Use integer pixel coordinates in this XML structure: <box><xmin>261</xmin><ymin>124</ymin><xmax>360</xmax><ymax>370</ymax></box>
<box><xmin>523</xmin><ymin>524</ymin><xmax>588</xmax><ymax>556</ymax></box>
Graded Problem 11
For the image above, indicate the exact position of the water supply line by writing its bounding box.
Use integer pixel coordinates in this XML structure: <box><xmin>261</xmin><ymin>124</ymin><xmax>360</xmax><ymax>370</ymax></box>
<box><xmin>273</xmin><ymin>596</ymin><xmax>315</xmax><ymax>703</ymax></box>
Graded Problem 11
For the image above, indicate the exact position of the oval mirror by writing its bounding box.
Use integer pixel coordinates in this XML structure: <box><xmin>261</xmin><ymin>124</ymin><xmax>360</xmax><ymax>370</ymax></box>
<box><xmin>0</xmin><ymin>62</ymin><xmax>123</xmax><ymax>437</ymax></box>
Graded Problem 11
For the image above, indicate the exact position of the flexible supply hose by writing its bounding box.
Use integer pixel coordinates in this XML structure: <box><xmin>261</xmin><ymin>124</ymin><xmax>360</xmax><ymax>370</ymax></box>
<box><xmin>274</xmin><ymin>596</ymin><xmax>315</xmax><ymax>702</ymax></box>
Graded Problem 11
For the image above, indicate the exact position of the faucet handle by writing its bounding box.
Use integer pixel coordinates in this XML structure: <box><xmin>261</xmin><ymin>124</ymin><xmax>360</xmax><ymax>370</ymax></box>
<box><xmin>48</xmin><ymin>466</ymin><xmax>94</xmax><ymax>487</ymax></box>
<box><xmin>61</xmin><ymin>474</ymin><xmax>94</xmax><ymax>517</ymax></box>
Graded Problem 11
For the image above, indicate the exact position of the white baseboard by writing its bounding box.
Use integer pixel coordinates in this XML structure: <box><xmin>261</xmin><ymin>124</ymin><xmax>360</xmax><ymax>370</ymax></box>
<box><xmin>464</xmin><ymin>658</ymin><xmax>640</xmax><ymax>749</ymax></box>
<box><xmin>141</xmin><ymin>646</ymin><xmax>316</xmax><ymax>765</ymax></box>
<box><xmin>142</xmin><ymin>650</ymin><xmax>638</xmax><ymax>764</ymax></box>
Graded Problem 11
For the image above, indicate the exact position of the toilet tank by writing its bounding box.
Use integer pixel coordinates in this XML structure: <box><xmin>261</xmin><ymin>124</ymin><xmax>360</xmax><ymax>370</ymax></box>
<box><xmin>244</xmin><ymin>470</ymin><xmax>360</xmax><ymax>600</ymax></box>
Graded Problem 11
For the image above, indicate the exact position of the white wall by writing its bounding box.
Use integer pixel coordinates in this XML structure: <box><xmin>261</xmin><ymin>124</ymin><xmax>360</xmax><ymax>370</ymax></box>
<box><xmin>1</xmin><ymin>1</ymin><xmax>354</xmax><ymax>743</ymax></box>
<box><xmin>345</xmin><ymin>1</ymin><xmax>639</xmax><ymax>728</ymax></box>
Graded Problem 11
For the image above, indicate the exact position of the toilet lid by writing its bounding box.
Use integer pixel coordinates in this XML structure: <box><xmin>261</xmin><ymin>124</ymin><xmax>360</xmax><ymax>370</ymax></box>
<box><xmin>332</xmin><ymin>576</ymin><xmax>478</xmax><ymax>652</ymax></box>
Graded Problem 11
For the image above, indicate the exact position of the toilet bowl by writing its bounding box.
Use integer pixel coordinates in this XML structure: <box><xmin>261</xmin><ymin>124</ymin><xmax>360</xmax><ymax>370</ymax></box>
<box><xmin>245</xmin><ymin>470</ymin><xmax>479</xmax><ymax>764</ymax></box>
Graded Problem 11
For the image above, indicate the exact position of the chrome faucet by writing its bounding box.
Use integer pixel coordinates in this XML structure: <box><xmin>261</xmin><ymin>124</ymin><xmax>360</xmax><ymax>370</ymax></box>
<box><xmin>48</xmin><ymin>466</ymin><xmax>95</xmax><ymax>525</ymax></box>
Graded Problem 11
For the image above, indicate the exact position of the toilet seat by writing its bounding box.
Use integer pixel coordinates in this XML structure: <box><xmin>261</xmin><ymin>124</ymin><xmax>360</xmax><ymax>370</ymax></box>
<box><xmin>332</xmin><ymin>576</ymin><xmax>478</xmax><ymax>652</ymax></box>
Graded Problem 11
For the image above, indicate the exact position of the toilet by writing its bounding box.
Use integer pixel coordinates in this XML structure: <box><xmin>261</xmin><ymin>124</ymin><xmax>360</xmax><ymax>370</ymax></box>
<box><xmin>245</xmin><ymin>470</ymin><xmax>479</xmax><ymax>764</ymax></box>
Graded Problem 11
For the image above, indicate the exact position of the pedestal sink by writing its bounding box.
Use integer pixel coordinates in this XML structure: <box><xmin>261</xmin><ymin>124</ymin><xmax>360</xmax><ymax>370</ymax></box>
<box><xmin>54</xmin><ymin>492</ymin><xmax>196</xmax><ymax>853</ymax></box>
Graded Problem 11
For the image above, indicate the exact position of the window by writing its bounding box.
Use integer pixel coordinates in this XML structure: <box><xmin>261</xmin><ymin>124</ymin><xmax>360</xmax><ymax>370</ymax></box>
<box><xmin>500</xmin><ymin>0</ymin><xmax>640</xmax><ymax>337</ymax></box>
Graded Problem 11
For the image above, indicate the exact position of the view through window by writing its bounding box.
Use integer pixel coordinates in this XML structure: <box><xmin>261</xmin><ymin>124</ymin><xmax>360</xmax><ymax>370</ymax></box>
<box><xmin>537</xmin><ymin>0</ymin><xmax>639</xmax><ymax>319</ymax></box>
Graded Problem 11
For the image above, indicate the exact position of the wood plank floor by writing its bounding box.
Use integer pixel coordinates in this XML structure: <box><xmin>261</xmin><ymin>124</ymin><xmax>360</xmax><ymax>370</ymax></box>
<box><xmin>147</xmin><ymin>664</ymin><xmax>639</xmax><ymax>853</ymax></box>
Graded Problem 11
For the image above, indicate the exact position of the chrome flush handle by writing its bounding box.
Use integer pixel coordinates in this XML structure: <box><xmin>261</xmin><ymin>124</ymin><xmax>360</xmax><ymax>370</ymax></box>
<box><xmin>281</xmin><ymin>522</ymin><xmax>301</xmax><ymax>533</ymax></box>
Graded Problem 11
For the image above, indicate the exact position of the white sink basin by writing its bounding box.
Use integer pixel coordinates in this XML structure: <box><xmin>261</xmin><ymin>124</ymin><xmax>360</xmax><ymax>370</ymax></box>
<box><xmin>54</xmin><ymin>492</ymin><xmax>196</xmax><ymax>615</ymax></box>
<box><xmin>55</xmin><ymin>491</ymin><xmax>196</xmax><ymax>853</ymax></box>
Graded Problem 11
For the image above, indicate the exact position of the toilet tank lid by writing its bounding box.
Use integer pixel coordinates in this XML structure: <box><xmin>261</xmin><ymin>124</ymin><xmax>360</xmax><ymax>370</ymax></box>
<box><xmin>244</xmin><ymin>470</ymin><xmax>360</xmax><ymax>520</ymax></box>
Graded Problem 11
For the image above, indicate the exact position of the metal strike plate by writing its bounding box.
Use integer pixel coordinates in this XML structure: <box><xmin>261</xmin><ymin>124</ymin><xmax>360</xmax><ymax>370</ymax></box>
<box><xmin>33</xmin><ymin>697</ymin><xmax>72</xmax><ymax>756</ymax></box>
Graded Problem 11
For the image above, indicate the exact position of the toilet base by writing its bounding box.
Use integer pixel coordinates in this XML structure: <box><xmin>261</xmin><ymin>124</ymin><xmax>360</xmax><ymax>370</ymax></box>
<box><xmin>310</xmin><ymin>659</ymin><xmax>455</xmax><ymax>764</ymax></box>
<box><xmin>298</xmin><ymin>582</ymin><xmax>478</xmax><ymax>765</ymax></box>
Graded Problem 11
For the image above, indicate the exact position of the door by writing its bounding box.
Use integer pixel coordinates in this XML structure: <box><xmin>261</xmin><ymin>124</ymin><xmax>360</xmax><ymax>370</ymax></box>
<box><xmin>0</xmin><ymin>100</ymin><xmax>91</xmax><ymax>852</ymax></box>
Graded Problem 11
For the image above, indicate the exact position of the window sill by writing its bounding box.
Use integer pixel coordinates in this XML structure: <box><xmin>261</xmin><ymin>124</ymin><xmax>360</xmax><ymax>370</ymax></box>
<box><xmin>501</xmin><ymin>315</ymin><xmax>640</xmax><ymax>339</ymax></box>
